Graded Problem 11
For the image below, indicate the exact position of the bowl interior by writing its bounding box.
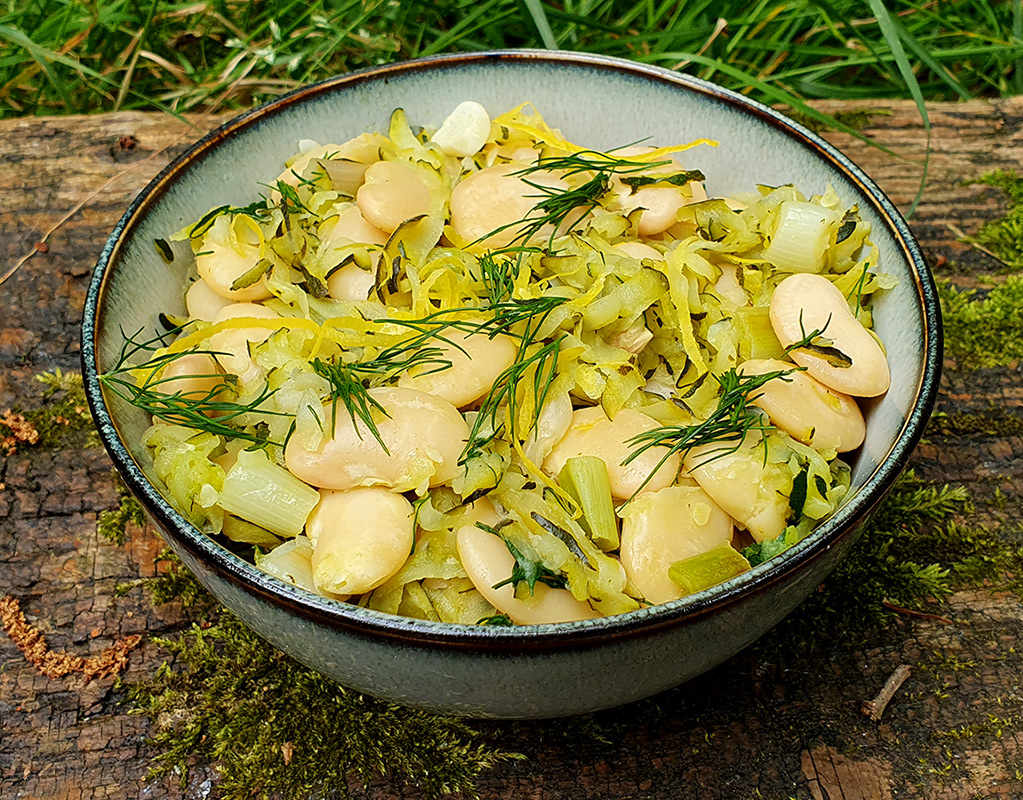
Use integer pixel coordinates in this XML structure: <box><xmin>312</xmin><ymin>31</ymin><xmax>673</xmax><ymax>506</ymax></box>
<box><xmin>88</xmin><ymin>52</ymin><xmax>936</xmax><ymax>634</ymax></box>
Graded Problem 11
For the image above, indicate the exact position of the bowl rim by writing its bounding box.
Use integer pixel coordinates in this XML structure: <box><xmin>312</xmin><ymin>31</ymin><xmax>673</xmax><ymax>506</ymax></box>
<box><xmin>81</xmin><ymin>49</ymin><xmax>942</xmax><ymax>653</ymax></box>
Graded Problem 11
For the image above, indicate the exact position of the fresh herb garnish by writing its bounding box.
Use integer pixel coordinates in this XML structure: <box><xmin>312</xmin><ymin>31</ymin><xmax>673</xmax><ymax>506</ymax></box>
<box><xmin>472</xmin><ymin>150</ymin><xmax>671</xmax><ymax>250</ymax></box>
<box><xmin>99</xmin><ymin>326</ymin><xmax>284</xmax><ymax>445</ymax></box>
<box><xmin>311</xmin><ymin>341</ymin><xmax>450</xmax><ymax>452</ymax></box>
<box><xmin>488</xmin><ymin>532</ymin><xmax>567</xmax><ymax>594</ymax></box>
<box><xmin>624</xmin><ymin>367</ymin><xmax>794</xmax><ymax>494</ymax></box>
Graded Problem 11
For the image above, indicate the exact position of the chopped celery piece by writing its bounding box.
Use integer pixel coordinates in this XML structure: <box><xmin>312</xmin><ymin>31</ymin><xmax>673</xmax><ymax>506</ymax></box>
<box><xmin>222</xmin><ymin>515</ymin><xmax>283</xmax><ymax>548</ymax></box>
<box><xmin>220</xmin><ymin>449</ymin><xmax>319</xmax><ymax>538</ymax></box>
<box><xmin>668</xmin><ymin>545</ymin><xmax>751</xmax><ymax>596</ymax></box>
<box><xmin>763</xmin><ymin>200</ymin><xmax>839</xmax><ymax>273</ymax></box>
<box><xmin>558</xmin><ymin>456</ymin><xmax>619</xmax><ymax>551</ymax></box>
<box><xmin>734</xmin><ymin>306</ymin><xmax>786</xmax><ymax>361</ymax></box>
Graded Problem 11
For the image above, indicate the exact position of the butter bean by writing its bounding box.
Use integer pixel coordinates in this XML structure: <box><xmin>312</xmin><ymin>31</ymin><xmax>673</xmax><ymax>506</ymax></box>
<box><xmin>321</xmin><ymin>204</ymin><xmax>388</xmax><ymax>248</ymax></box>
<box><xmin>195</xmin><ymin>214</ymin><xmax>272</xmax><ymax>302</ymax></box>
<box><xmin>327</xmin><ymin>263</ymin><xmax>376</xmax><ymax>302</ymax></box>
<box><xmin>284</xmin><ymin>386</ymin><xmax>469</xmax><ymax>493</ymax></box>
<box><xmin>356</xmin><ymin>161</ymin><xmax>432</xmax><ymax>234</ymax></box>
<box><xmin>449</xmin><ymin>163</ymin><xmax>567</xmax><ymax>248</ymax></box>
<box><xmin>770</xmin><ymin>273</ymin><xmax>890</xmax><ymax>397</ymax></box>
<box><xmin>398</xmin><ymin>330</ymin><xmax>517</xmax><ymax>408</ymax></box>
<box><xmin>619</xmin><ymin>485</ymin><xmax>733</xmax><ymax>604</ymax></box>
<box><xmin>208</xmin><ymin>303</ymin><xmax>280</xmax><ymax>384</ymax></box>
<box><xmin>613</xmin><ymin>241</ymin><xmax>664</xmax><ymax>262</ymax></box>
<box><xmin>431</xmin><ymin>101</ymin><xmax>491</xmax><ymax>157</ymax></box>
<box><xmin>740</xmin><ymin>358</ymin><xmax>865</xmax><ymax>452</ymax></box>
<box><xmin>456</xmin><ymin>526</ymin><xmax>598</xmax><ymax>624</ymax></box>
<box><xmin>185</xmin><ymin>279</ymin><xmax>233</xmax><ymax>321</ymax></box>
<box><xmin>683</xmin><ymin>439</ymin><xmax>791</xmax><ymax>543</ymax></box>
<box><xmin>308</xmin><ymin>487</ymin><xmax>414</xmax><ymax>595</ymax></box>
<box><xmin>462</xmin><ymin>497</ymin><xmax>501</xmax><ymax>529</ymax></box>
<box><xmin>543</xmin><ymin>406</ymin><xmax>680</xmax><ymax>499</ymax></box>
<box><xmin>158</xmin><ymin>353</ymin><xmax>222</xmax><ymax>401</ymax></box>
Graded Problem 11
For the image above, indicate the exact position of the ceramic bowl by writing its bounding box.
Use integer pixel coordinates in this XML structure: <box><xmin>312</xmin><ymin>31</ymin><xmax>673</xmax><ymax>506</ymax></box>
<box><xmin>82</xmin><ymin>50</ymin><xmax>941</xmax><ymax>719</ymax></box>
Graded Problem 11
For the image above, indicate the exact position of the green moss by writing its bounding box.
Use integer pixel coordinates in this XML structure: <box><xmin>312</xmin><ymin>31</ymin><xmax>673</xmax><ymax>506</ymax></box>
<box><xmin>21</xmin><ymin>369</ymin><xmax>98</xmax><ymax>447</ymax></box>
<box><xmin>969</xmin><ymin>169</ymin><xmax>1023</xmax><ymax>271</ymax></box>
<box><xmin>98</xmin><ymin>473</ymin><xmax>147</xmax><ymax>546</ymax></box>
<box><xmin>939</xmin><ymin>276</ymin><xmax>1023</xmax><ymax>368</ymax></box>
<box><xmin>144</xmin><ymin>549</ymin><xmax>219</xmax><ymax>612</ymax></box>
<box><xmin>927</xmin><ymin>409</ymin><xmax>1023</xmax><ymax>438</ymax></box>
<box><xmin>123</xmin><ymin>590</ymin><xmax>520</xmax><ymax>800</ymax></box>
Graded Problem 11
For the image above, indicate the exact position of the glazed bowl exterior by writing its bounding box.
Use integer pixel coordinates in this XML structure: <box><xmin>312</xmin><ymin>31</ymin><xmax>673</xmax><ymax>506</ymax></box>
<box><xmin>82</xmin><ymin>51</ymin><xmax>941</xmax><ymax>718</ymax></box>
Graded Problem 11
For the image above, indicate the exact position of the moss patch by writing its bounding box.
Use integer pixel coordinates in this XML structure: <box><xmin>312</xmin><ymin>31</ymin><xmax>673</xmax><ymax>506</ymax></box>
<box><xmin>939</xmin><ymin>276</ymin><xmax>1023</xmax><ymax>368</ymax></box>
<box><xmin>17</xmin><ymin>369</ymin><xmax>97</xmax><ymax>448</ymax></box>
<box><xmin>969</xmin><ymin>169</ymin><xmax>1023</xmax><ymax>271</ymax></box>
<box><xmin>123</xmin><ymin>594</ymin><xmax>520</xmax><ymax>800</ymax></box>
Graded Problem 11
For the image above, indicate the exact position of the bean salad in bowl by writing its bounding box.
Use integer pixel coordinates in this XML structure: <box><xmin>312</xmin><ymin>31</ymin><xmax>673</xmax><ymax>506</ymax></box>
<box><xmin>83</xmin><ymin>52</ymin><xmax>939</xmax><ymax>717</ymax></box>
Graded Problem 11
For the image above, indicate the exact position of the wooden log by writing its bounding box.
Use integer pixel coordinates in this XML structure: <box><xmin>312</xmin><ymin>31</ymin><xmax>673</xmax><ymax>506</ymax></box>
<box><xmin>1</xmin><ymin>99</ymin><xmax>1022</xmax><ymax>800</ymax></box>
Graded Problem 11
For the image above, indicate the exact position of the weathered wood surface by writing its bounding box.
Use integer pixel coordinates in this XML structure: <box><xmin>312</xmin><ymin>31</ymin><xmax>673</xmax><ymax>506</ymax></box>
<box><xmin>1</xmin><ymin>98</ymin><xmax>1022</xmax><ymax>800</ymax></box>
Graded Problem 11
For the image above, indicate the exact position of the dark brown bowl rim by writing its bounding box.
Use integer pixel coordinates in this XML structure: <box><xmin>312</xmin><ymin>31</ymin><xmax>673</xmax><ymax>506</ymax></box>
<box><xmin>82</xmin><ymin>49</ymin><xmax>942</xmax><ymax>654</ymax></box>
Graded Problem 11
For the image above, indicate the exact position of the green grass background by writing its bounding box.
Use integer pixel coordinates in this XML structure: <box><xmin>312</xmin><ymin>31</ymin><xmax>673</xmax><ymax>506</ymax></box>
<box><xmin>2</xmin><ymin>0</ymin><xmax>1021</xmax><ymax>121</ymax></box>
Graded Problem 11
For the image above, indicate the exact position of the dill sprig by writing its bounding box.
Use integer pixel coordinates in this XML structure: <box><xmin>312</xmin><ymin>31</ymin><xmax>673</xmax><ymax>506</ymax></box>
<box><xmin>471</xmin><ymin>150</ymin><xmax>670</xmax><ymax>250</ymax></box>
<box><xmin>477</xmin><ymin>247</ymin><xmax>539</xmax><ymax>305</ymax></box>
<box><xmin>459</xmin><ymin>297</ymin><xmax>567</xmax><ymax>462</ymax></box>
<box><xmin>99</xmin><ymin>327</ymin><xmax>283</xmax><ymax>445</ymax></box>
<box><xmin>623</xmin><ymin>367</ymin><xmax>795</xmax><ymax>494</ymax></box>
<box><xmin>311</xmin><ymin>337</ymin><xmax>451</xmax><ymax>451</ymax></box>
<box><xmin>480</xmin><ymin>526</ymin><xmax>567</xmax><ymax>594</ymax></box>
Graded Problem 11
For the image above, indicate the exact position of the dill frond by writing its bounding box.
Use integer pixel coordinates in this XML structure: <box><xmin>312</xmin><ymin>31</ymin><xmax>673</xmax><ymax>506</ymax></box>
<box><xmin>623</xmin><ymin>367</ymin><xmax>794</xmax><ymax>494</ymax></box>
<box><xmin>99</xmin><ymin>327</ymin><xmax>284</xmax><ymax>445</ymax></box>
<box><xmin>311</xmin><ymin>340</ymin><xmax>451</xmax><ymax>451</ymax></box>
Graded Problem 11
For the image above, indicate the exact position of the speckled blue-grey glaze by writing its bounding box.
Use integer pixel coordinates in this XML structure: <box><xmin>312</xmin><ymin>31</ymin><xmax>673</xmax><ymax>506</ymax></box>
<box><xmin>81</xmin><ymin>51</ymin><xmax>941</xmax><ymax>719</ymax></box>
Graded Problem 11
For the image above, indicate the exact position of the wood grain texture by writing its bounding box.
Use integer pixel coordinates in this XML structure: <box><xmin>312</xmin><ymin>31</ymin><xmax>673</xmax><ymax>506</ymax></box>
<box><xmin>1</xmin><ymin>99</ymin><xmax>1022</xmax><ymax>800</ymax></box>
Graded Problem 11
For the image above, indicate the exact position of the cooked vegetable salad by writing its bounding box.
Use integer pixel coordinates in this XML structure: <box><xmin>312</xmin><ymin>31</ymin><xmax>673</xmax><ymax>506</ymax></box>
<box><xmin>103</xmin><ymin>101</ymin><xmax>893</xmax><ymax>625</ymax></box>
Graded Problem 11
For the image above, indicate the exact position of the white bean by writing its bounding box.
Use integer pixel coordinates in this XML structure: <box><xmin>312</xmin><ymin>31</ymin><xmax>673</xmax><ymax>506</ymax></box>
<box><xmin>449</xmin><ymin>163</ymin><xmax>567</xmax><ymax>248</ymax></box>
<box><xmin>398</xmin><ymin>330</ymin><xmax>517</xmax><ymax>408</ymax></box>
<box><xmin>432</xmin><ymin>101</ymin><xmax>491</xmax><ymax>157</ymax></box>
<box><xmin>158</xmin><ymin>353</ymin><xmax>221</xmax><ymax>401</ymax></box>
<box><xmin>327</xmin><ymin>263</ymin><xmax>376</xmax><ymax>302</ymax></box>
<box><xmin>185</xmin><ymin>279</ymin><xmax>233</xmax><ymax>321</ymax></box>
<box><xmin>208</xmin><ymin>303</ymin><xmax>280</xmax><ymax>385</ymax></box>
<box><xmin>612</xmin><ymin>241</ymin><xmax>664</xmax><ymax>262</ymax></box>
<box><xmin>284</xmin><ymin>386</ymin><xmax>469</xmax><ymax>493</ymax></box>
<box><xmin>356</xmin><ymin>161</ymin><xmax>432</xmax><ymax>234</ymax></box>
<box><xmin>195</xmin><ymin>214</ymin><xmax>272</xmax><ymax>302</ymax></box>
<box><xmin>770</xmin><ymin>273</ymin><xmax>890</xmax><ymax>397</ymax></box>
<box><xmin>321</xmin><ymin>204</ymin><xmax>389</xmax><ymax>248</ymax></box>
<box><xmin>456</xmin><ymin>526</ymin><xmax>598</xmax><ymax>624</ymax></box>
<box><xmin>308</xmin><ymin>487</ymin><xmax>414</xmax><ymax>595</ymax></box>
<box><xmin>740</xmin><ymin>358</ymin><xmax>865</xmax><ymax>452</ymax></box>
<box><xmin>683</xmin><ymin>439</ymin><xmax>790</xmax><ymax>543</ymax></box>
<box><xmin>619</xmin><ymin>485</ymin><xmax>733</xmax><ymax>605</ymax></box>
<box><xmin>543</xmin><ymin>406</ymin><xmax>679</xmax><ymax>499</ymax></box>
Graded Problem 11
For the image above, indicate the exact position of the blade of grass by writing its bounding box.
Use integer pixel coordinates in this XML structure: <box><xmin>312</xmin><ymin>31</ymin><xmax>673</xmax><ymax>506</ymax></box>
<box><xmin>865</xmin><ymin>0</ymin><xmax>930</xmax><ymax>216</ymax></box>
<box><xmin>518</xmin><ymin>0</ymin><xmax>559</xmax><ymax>49</ymax></box>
